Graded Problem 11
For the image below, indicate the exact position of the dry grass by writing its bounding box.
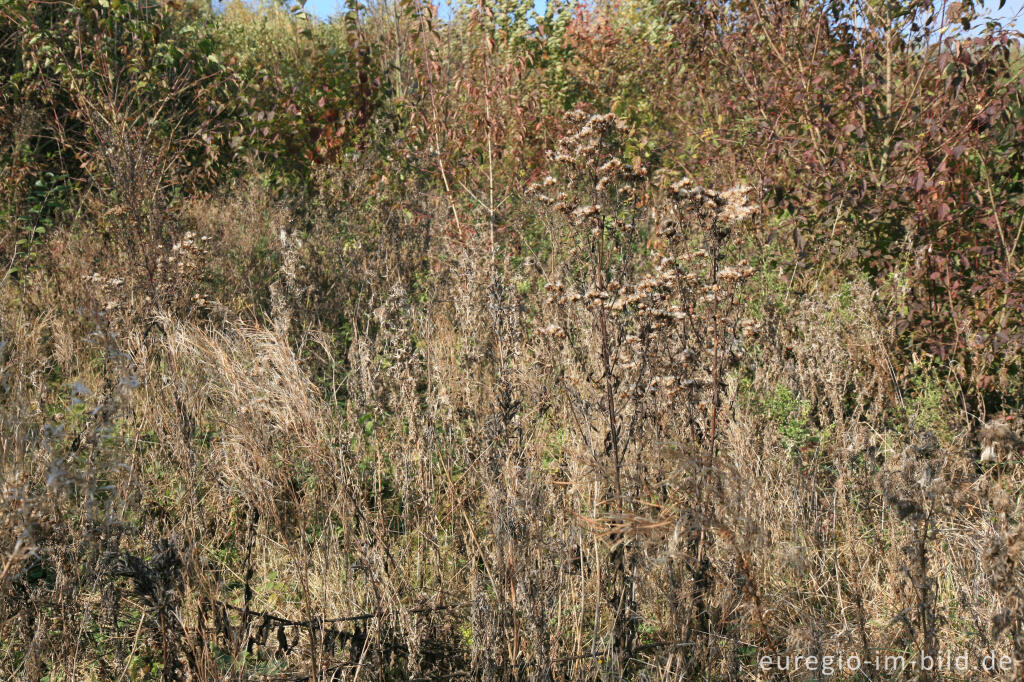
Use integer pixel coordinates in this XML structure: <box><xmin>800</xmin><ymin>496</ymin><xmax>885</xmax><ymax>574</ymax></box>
<box><xmin>2</xmin><ymin>113</ymin><xmax>1024</xmax><ymax>681</ymax></box>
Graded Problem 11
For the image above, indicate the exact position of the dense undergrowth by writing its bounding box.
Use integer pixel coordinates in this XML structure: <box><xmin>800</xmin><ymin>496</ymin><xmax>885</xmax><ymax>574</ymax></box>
<box><xmin>2</xmin><ymin>0</ymin><xmax>1024</xmax><ymax>679</ymax></box>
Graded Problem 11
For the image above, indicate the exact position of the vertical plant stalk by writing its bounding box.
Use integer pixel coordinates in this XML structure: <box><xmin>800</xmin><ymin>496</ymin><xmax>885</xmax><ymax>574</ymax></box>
<box><xmin>914</xmin><ymin>509</ymin><xmax>937</xmax><ymax>682</ymax></box>
<box><xmin>594</xmin><ymin>217</ymin><xmax>623</xmax><ymax>506</ymax></box>
<box><xmin>423</xmin><ymin>30</ymin><xmax>463</xmax><ymax>237</ymax></box>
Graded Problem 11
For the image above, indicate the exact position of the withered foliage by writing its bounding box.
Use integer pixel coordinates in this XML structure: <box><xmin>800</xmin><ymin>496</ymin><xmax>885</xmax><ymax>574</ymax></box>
<box><xmin>3</xmin><ymin>0</ymin><xmax>1024</xmax><ymax>679</ymax></box>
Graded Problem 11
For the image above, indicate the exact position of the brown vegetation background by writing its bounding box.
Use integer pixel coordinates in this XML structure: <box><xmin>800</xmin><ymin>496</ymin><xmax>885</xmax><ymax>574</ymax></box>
<box><xmin>2</xmin><ymin>0</ymin><xmax>1024</xmax><ymax>678</ymax></box>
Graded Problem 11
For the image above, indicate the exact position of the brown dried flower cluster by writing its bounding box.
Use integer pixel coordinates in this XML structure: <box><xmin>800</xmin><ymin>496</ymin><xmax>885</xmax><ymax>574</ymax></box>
<box><xmin>155</xmin><ymin>230</ymin><xmax>211</xmax><ymax>310</ymax></box>
<box><xmin>532</xmin><ymin>115</ymin><xmax>766</xmax><ymax>566</ymax></box>
<box><xmin>529</xmin><ymin>110</ymin><xmax>645</xmax><ymax>217</ymax></box>
<box><xmin>539</xmin><ymin>126</ymin><xmax>761</xmax><ymax>406</ymax></box>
